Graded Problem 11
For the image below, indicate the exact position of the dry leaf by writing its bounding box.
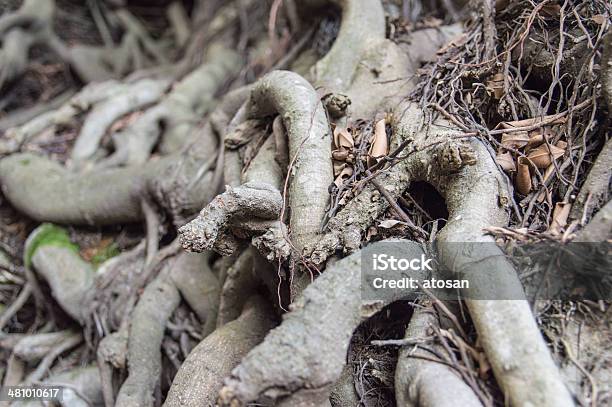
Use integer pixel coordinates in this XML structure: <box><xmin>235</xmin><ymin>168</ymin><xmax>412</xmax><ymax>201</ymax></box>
<box><xmin>526</xmin><ymin>127</ymin><xmax>555</xmax><ymax>149</ymax></box>
<box><xmin>486</xmin><ymin>73</ymin><xmax>505</xmax><ymax>99</ymax></box>
<box><xmin>501</xmin><ymin>132</ymin><xmax>529</xmax><ymax>149</ymax></box>
<box><xmin>368</xmin><ymin>118</ymin><xmax>388</xmax><ymax>166</ymax></box>
<box><xmin>548</xmin><ymin>202</ymin><xmax>571</xmax><ymax>235</ymax></box>
<box><xmin>516</xmin><ymin>158</ymin><xmax>532</xmax><ymax>195</ymax></box>
<box><xmin>333</xmin><ymin>126</ymin><xmax>354</xmax><ymax>149</ymax></box>
<box><xmin>591</xmin><ymin>14</ymin><xmax>606</xmax><ymax>25</ymax></box>
<box><xmin>496</xmin><ymin>152</ymin><xmax>516</xmax><ymax>172</ymax></box>
<box><xmin>332</xmin><ymin>149</ymin><xmax>349</xmax><ymax>161</ymax></box>
<box><xmin>526</xmin><ymin>143</ymin><xmax>565</xmax><ymax>168</ymax></box>
<box><xmin>496</xmin><ymin>115</ymin><xmax>566</xmax><ymax>130</ymax></box>
<box><xmin>333</xmin><ymin>164</ymin><xmax>353</xmax><ymax>187</ymax></box>
<box><xmin>379</xmin><ymin>219</ymin><xmax>402</xmax><ymax>229</ymax></box>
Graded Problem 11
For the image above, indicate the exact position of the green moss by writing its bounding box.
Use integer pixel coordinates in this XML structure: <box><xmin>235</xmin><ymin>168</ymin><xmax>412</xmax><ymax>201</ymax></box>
<box><xmin>24</xmin><ymin>223</ymin><xmax>79</xmax><ymax>268</ymax></box>
<box><xmin>19</xmin><ymin>158</ymin><xmax>30</xmax><ymax>166</ymax></box>
<box><xmin>91</xmin><ymin>243</ymin><xmax>120</xmax><ymax>268</ymax></box>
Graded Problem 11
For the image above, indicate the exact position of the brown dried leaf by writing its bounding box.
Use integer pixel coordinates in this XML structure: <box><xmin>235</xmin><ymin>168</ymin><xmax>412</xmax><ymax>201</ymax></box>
<box><xmin>379</xmin><ymin>219</ymin><xmax>402</xmax><ymax>229</ymax></box>
<box><xmin>591</xmin><ymin>15</ymin><xmax>606</xmax><ymax>25</ymax></box>
<box><xmin>333</xmin><ymin>164</ymin><xmax>353</xmax><ymax>187</ymax></box>
<box><xmin>332</xmin><ymin>149</ymin><xmax>350</xmax><ymax>161</ymax></box>
<box><xmin>536</xmin><ymin>164</ymin><xmax>556</xmax><ymax>203</ymax></box>
<box><xmin>333</xmin><ymin>126</ymin><xmax>354</xmax><ymax>149</ymax></box>
<box><xmin>501</xmin><ymin>132</ymin><xmax>529</xmax><ymax>149</ymax></box>
<box><xmin>526</xmin><ymin>127</ymin><xmax>555</xmax><ymax>149</ymax></box>
<box><xmin>486</xmin><ymin>73</ymin><xmax>505</xmax><ymax>99</ymax></box>
<box><xmin>368</xmin><ymin>119</ymin><xmax>388</xmax><ymax>166</ymax></box>
<box><xmin>516</xmin><ymin>159</ymin><xmax>532</xmax><ymax>195</ymax></box>
<box><xmin>548</xmin><ymin>202</ymin><xmax>571</xmax><ymax>235</ymax></box>
<box><xmin>526</xmin><ymin>143</ymin><xmax>565</xmax><ymax>168</ymax></box>
<box><xmin>496</xmin><ymin>152</ymin><xmax>516</xmax><ymax>172</ymax></box>
<box><xmin>496</xmin><ymin>115</ymin><xmax>566</xmax><ymax>130</ymax></box>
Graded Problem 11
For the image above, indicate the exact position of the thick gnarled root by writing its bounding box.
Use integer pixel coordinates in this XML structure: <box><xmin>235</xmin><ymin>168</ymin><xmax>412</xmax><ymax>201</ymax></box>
<box><xmin>163</xmin><ymin>296</ymin><xmax>276</xmax><ymax>407</ymax></box>
<box><xmin>179</xmin><ymin>182</ymin><xmax>283</xmax><ymax>256</ymax></box>
<box><xmin>116</xmin><ymin>252</ymin><xmax>219</xmax><ymax>407</ymax></box>
<box><xmin>393</xmin><ymin>102</ymin><xmax>574</xmax><ymax>407</ymax></box>
<box><xmin>395</xmin><ymin>302</ymin><xmax>482</xmax><ymax>407</ymax></box>
<box><xmin>217</xmin><ymin>241</ymin><xmax>421</xmax><ymax>406</ymax></box>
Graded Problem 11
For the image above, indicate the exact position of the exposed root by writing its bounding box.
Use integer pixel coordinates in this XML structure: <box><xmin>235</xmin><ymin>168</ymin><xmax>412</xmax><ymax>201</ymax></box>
<box><xmin>163</xmin><ymin>296</ymin><xmax>276</xmax><ymax>407</ymax></box>
<box><xmin>179</xmin><ymin>182</ymin><xmax>283</xmax><ymax>256</ymax></box>
<box><xmin>115</xmin><ymin>251</ymin><xmax>218</xmax><ymax>406</ymax></box>
<box><xmin>217</xmin><ymin>240</ymin><xmax>421</xmax><ymax>406</ymax></box>
<box><xmin>395</xmin><ymin>301</ymin><xmax>482</xmax><ymax>407</ymax></box>
<box><xmin>31</xmin><ymin>246</ymin><xmax>94</xmax><ymax>323</ymax></box>
<box><xmin>11</xmin><ymin>330</ymin><xmax>76</xmax><ymax>363</ymax></box>
<box><xmin>70</xmin><ymin>78</ymin><xmax>170</xmax><ymax>164</ymax></box>
<box><xmin>393</xmin><ymin>103</ymin><xmax>575</xmax><ymax>406</ymax></box>
<box><xmin>106</xmin><ymin>45</ymin><xmax>243</xmax><ymax>167</ymax></box>
<box><xmin>569</xmin><ymin>137</ymin><xmax>611</xmax><ymax>224</ymax></box>
<box><xmin>307</xmin><ymin>0</ymin><xmax>385</xmax><ymax>90</ymax></box>
<box><xmin>115</xmin><ymin>262</ymin><xmax>181</xmax><ymax>407</ymax></box>
<box><xmin>36</xmin><ymin>365</ymin><xmax>103</xmax><ymax>407</ymax></box>
<box><xmin>247</xmin><ymin>70</ymin><xmax>333</xmax><ymax>252</ymax></box>
<box><xmin>0</xmin><ymin>0</ymin><xmax>58</xmax><ymax>90</ymax></box>
<box><xmin>574</xmin><ymin>199</ymin><xmax>612</xmax><ymax>242</ymax></box>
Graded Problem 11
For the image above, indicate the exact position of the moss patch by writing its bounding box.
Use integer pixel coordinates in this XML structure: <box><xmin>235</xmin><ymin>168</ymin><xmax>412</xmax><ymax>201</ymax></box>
<box><xmin>90</xmin><ymin>242</ymin><xmax>120</xmax><ymax>268</ymax></box>
<box><xmin>24</xmin><ymin>223</ymin><xmax>79</xmax><ymax>268</ymax></box>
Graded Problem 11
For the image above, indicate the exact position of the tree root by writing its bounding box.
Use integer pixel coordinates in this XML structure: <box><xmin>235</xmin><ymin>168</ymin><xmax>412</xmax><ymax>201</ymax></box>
<box><xmin>569</xmin><ymin>137</ymin><xmax>611</xmax><ymax>224</ymax></box>
<box><xmin>0</xmin><ymin>0</ymin><xmax>58</xmax><ymax>91</ymax></box>
<box><xmin>31</xmin><ymin>246</ymin><xmax>94</xmax><ymax>323</ymax></box>
<box><xmin>395</xmin><ymin>301</ymin><xmax>482</xmax><ymax>407</ymax></box>
<box><xmin>306</xmin><ymin>0</ymin><xmax>385</xmax><ymax>90</ymax></box>
<box><xmin>115</xmin><ymin>263</ymin><xmax>181</xmax><ymax>407</ymax></box>
<box><xmin>11</xmin><ymin>330</ymin><xmax>77</xmax><ymax>363</ymax></box>
<box><xmin>17</xmin><ymin>365</ymin><xmax>104</xmax><ymax>407</ymax></box>
<box><xmin>70</xmin><ymin>78</ymin><xmax>171</xmax><ymax>164</ymax></box>
<box><xmin>179</xmin><ymin>182</ymin><xmax>283</xmax><ymax>256</ymax></box>
<box><xmin>1</xmin><ymin>80</ymin><xmax>140</xmax><ymax>155</ymax></box>
<box><xmin>247</xmin><ymin>70</ymin><xmax>333</xmax><ymax>252</ymax></box>
<box><xmin>115</xmin><ymin>251</ymin><xmax>218</xmax><ymax>407</ymax></box>
<box><xmin>163</xmin><ymin>296</ymin><xmax>276</xmax><ymax>407</ymax></box>
<box><xmin>106</xmin><ymin>45</ymin><xmax>243</xmax><ymax>167</ymax></box>
<box><xmin>393</xmin><ymin>103</ymin><xmax>575</xmax><ymax>406</ymax></box>
<box><xmin>217</xmin><ymin>240</ymin><xmax>421</xmax><ymax>406</ymax></box>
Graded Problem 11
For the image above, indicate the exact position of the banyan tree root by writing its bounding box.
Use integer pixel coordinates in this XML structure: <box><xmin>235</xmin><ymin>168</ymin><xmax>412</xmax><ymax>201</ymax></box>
<box><xmin>246</xmin><ymin>70</ymin><xmax>333</xmax><ymax>252</ymax></box>
<box><xmin>394</xmin><ymin>301</ymin><xmax>482</xmax><ymax>407</ymax></box>
<box><xmin>179</xmin><ymin>182</ymin><xmax>283</xmax><ymax>256</ymax></box>
<box><xmin>28</xmin><ymin>228</ymin><xmax>94</xmax><ymax>324</ymax></box>
<box><xmin>0</xmin><ymin>121</ymin><xmax>218</xmax><ymax>225</ymax></box>
<box><xmin>180</xmin><ymin>70</ymin><xmax>333</xmax><ymax>260</ymax></box>
<box><xmin>217</xmin><ymin>241</ymin><xmax>422</xmax><ymax>407</ymax></box>
<box><xmin>0</xmin><ymin>0</ymin><xmax>61</xmax><ymax>90</ymax></box>
<box><xmin>569</xmin><ymin>136</ymin><xmax>612</xmax><ymax>224</ymax></box>
<box><xmin>305</xmin><ymin>0</ymin><xmax>385</xmax><ymax>90</ymax></box>
<box><xmin>69</xmin><ymin>78</ymin><xmax>171</xmax><ymax>165</ymax></box>
<box><xmin>391</xmin><ymin>102</ymin><xmax>575</xmax><ymax>406</ymax></box>
<box><xmin>163</xmin><ymin>296</ymin><xmax>277</xmax><ymax>407</ymax></box>
<box><xmin>100</xmin><ymin>45</ymin><xmax>244</xmax><ymax>167</ymax></box>
<box><xmin>115</xmin><ymin>252</ymin><xmax>218</xmax><ymax>407</ymax></box>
